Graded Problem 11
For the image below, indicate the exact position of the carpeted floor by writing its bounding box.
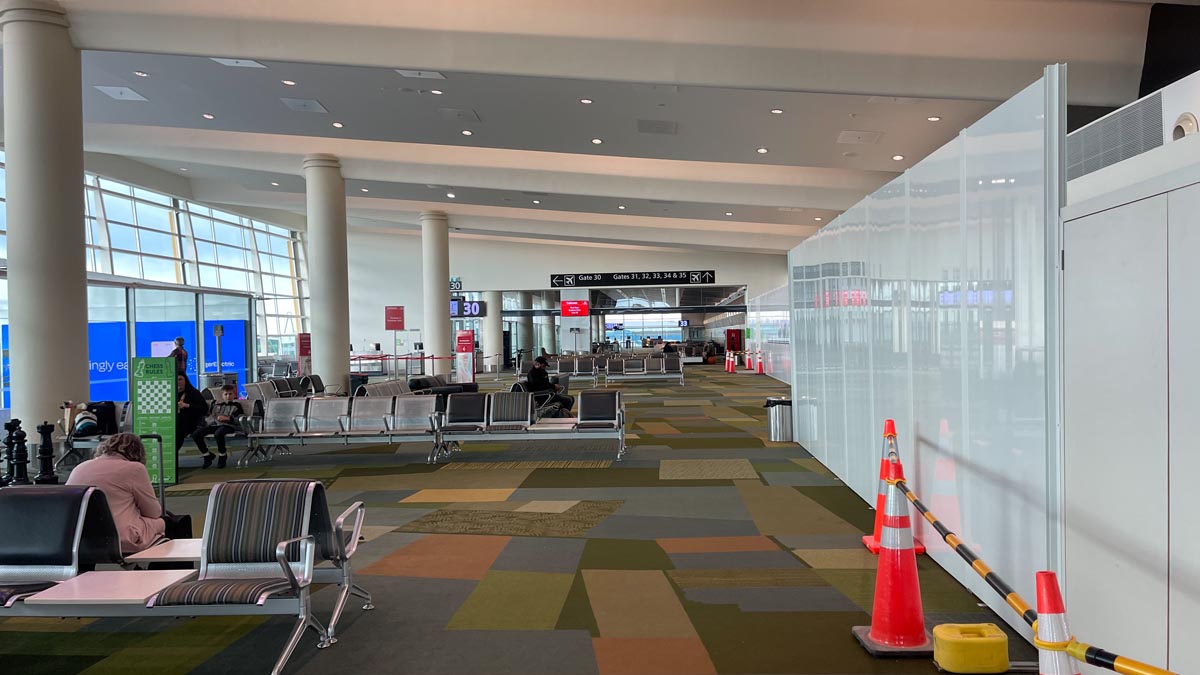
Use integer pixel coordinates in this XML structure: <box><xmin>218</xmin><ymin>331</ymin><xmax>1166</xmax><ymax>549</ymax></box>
<box><xmin>0</xmin><ymin>366</ymin><xmax>1035</xmax><ymax>674</ymax></box>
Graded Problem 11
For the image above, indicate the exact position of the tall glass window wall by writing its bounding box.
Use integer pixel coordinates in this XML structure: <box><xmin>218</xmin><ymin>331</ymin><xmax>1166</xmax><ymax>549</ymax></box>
<box><xmin>602</xmin><ymin>313</ymin><xmax>684</xmax><ymax>345</ymax></box>
<box><xmin>0</xmin><ymin>151</ymin><xmax>305</xmax><ymax>407</ymax></box>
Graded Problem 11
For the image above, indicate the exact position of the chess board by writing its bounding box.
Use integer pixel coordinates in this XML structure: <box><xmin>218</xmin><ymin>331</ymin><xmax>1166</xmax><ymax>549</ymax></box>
<box><xmin>135</xmin><ymin>379</ymin><xmax>175</xmax><ymax>416</ymax></box>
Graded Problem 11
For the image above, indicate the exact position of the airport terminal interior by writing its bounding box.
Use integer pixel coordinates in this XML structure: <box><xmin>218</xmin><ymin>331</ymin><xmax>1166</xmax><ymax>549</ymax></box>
<box><xmin>0</xmin><ymin>2</ymin><xmax>1196</xmax><ymax>674</ymax></box>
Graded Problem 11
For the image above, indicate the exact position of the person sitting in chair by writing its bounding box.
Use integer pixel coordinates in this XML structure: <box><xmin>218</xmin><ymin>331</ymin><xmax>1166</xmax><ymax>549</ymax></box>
<box><xmin>528</xmin><ymin>356</ymin><xmax>573</xmax><ymax>411</ymax></box>
<box><xmin>191</xmin><ymin>384</ymin><xmax>245</xmax><ymax>468</ymax></box>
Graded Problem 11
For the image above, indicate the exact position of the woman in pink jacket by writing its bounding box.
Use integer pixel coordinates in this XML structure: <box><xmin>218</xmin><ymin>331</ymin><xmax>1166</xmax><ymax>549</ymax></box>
<box><xmin>66</xmin><ymin>433</ymin><xmax>165</xmax><ymax>553</ymax></box>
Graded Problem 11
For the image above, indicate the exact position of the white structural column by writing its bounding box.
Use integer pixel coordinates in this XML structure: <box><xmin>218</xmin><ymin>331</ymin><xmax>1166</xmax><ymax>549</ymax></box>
<box><xmin>301</xmin><ymin>154</ymin><xmax>351</xmax><ymax>391</ymax></box>
<box><xmin>516</xmin><ymin>292</ymin><xmax>535</xmax><ymax>359</ymax></box>
<box><xmin>420</xmin><ymin>211</ymin><xmax>452</xmax><ymax>376</ymax></box>
<box><xmin>2</xmin><ymin>1</ymin><xmax>89</xmax><ymax>423</ymax></box>
<box><xmin>482</xmin><ymin>290</ymin><xmax>503</xmax><ymax>373</ymax></box>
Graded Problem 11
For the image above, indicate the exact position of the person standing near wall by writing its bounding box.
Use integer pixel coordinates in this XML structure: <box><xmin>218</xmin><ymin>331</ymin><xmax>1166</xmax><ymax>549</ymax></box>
<box><xmin>168</xmin><ymin>337</ymin><xmax>188</xmax><ymax>374</ymax></box>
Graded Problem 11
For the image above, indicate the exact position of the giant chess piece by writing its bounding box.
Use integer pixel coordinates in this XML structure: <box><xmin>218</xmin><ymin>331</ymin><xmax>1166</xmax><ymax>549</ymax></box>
<box><xmin>34</xmin><ymin>421</ymin><xmax>59</xmax><ymax>485</ymax></box>
<box><xmin>10</xmin><ymin>423</ymin><xmax>31</xmax><ymax>485</ymax></box>
<box><xmin>1</xmin><ymin>418</ymin><xmax>18</xmax><ymax>486</ymax></box>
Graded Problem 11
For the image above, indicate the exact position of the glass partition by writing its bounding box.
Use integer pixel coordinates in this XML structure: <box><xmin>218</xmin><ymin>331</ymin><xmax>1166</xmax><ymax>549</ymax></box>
<box><xmin>201</xmin><ymin>293</ymin><xmax>252</xmax><ymax>390</ymax></box>
<box><xmin>87</xmin><ymin>285</ymin><xmax>129</xmax><ymax>401</ymax></box>
<box><xmin>132</xmin><ymin>288</ymin><xmax>198</xmax><ymax>383</ymax></box>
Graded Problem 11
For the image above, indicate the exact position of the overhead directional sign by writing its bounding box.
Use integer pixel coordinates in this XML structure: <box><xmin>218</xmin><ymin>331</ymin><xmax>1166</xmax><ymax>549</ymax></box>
<box><xmin>549</xmin><ymin>270</ymin><xmax>716</xmax><ymax>288</ymax></box>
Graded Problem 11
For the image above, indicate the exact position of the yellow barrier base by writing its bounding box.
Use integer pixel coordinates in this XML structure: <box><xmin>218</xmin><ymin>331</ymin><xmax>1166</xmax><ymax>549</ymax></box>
<box><xmin>932</xmin><ymin>623</ymin><xmax>1009</xmax><ymax>674</ymax></box>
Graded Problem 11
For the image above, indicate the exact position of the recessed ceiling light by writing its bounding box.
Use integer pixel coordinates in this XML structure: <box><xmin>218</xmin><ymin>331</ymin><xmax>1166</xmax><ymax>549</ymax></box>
<box><xmin>430</xmin><ymin>89</ymin><xmax>444</xmax><ymax>95</ymax></box>
<box><xmin>725</xmin><ymin>211</ymin><xmax>733</xmax><ymax>216</ymax></box>
<box><xmin>270</xmin><ymin>181</ymin><xmax>280</xmax><ymax>187</ymax></box>
<box><xmin>580</xmin><ymin>98</ymin><xmax>593</xmax><ymax>104</ymax></box>
<box><xmin>591</xmin><ymin>138</ymin><xmax>603</xmax><ymax>145</ymax></box>
<box><xmin>446</xmin><ymin>192</ymin><xmax>456</xmax><ymax>199</ymax></box>
<box><xmin>756</xmin><ymin>147</ymin><xmax>769</xmax><ymax>154</ymax></box>
<box><xmin>892</xmin><ymin>154</ymin><xmax>905</xmax><ymax>161</ymax></box>
<box><xmin>133</xmin><ymin>71</ymin><xmax>149</xmax><ymax>78</ymax></box>
<box><xmin>532</xmin><ymin>200</ymin><xmax>541</xmax><ymax>204</ymax></box>
<box><xmin>461</xmin><ymin>129</ymin><xmax>473</xmax><ymax>136</ymax></box>
<box><xmin>618</xmin><ymin>205</ymin><xmax>626</xmax><ymax>210</ymax></box>
<box><xmin>281</xmin><ymin>80</ymin><xmax>297</xmax><ymax>86</ymax></box>
<box><xmin>332</xmin><ymin>122</ymin><xmax>344</xmax><ymax>129</ymax></box>
<box><xmin>770</xmin><ymin>108</ymin><xmax>784</xmax><ymax>114</ymax></box>
<box><xmin>360</xmin><ymin>188</ymin><xmax>369</xmax><ymax>193</ymax></box>
<box><xmin>179</xmin><ymin>167</ymin><xmax>188</xmax><ymax>172</ymax></box>
<box><xmin>927</xmin><ymin>116</ymin><xmax>942</xmax><ymax>122</ymax></box>
<box><xmin>202</xmin><ymin>113</ymin><xmax>215</xmax><ymax>120</ymax></box>
<box><xmin>814</xmin><ymin>217</ymin><xmax>823</xmax><ymax>221</ymax></box>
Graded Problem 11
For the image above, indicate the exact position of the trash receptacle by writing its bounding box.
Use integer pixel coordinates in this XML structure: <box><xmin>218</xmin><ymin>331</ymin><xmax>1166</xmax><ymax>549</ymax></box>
<box><xmin>765</xmin><ymin>396</ymin><xmax>793</xmax><ymax>442</ymax></box>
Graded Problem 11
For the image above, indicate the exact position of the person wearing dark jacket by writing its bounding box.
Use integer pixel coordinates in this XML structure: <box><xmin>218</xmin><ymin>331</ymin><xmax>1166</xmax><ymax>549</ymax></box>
<box><xmin>527</xmin><ymin>356</ymin><xmax>573</xmax><ymax>411</ymax></box>
<box><xmin>175</xmin><ymin>373</ymin><xmax>208</xmax><ymax>454</ymax></box>
<box><xmin>191</xmin><ymin>384</ymin><xmax>245</xmax><ymax>468</ymax></box>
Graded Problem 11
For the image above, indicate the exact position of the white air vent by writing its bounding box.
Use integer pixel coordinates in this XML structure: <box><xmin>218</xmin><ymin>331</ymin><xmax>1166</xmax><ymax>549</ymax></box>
<box><xmin>395</xmin><ymin>69</ymin><xmax>445</xmax><ymax>79</ymax></box>
<box><xmin>637</xmin><ymin>119</ymin><xmax>678</xmax><ymax>134</ymax></box>
<box><xmin>521</xmin><ymin>191</ymin><xmax>549</xmax><ymax>197</ymax></box>
<box><xmin>436</xmin><ymin>108</ymin><xmax>482</xmax><ymax>123</ymax></box>
<box><xmin>1066</xmin><ymin>92</ymin><xmax>1163</xmax><ymax>180</ymax></box>
<box><xmin>867</xmin><ymin>96</ymin><xmax>921</xmax><ymax>105</ymax></box>
<box><xmin>210</xmin><ymin>58</ymin><xmax>266</xmax><ymax>68</ymax></box>
<box><xmin>94</xmin><ymin>86</ymin><xmax>147</xmax><ymax>101</ymax></box>
<box><xmin>632</xmin><ymin>84</ymin><xmax>678</xmax><ymax>93</ymax></box>
<box><xmin>648</xmin><ymin>199</ymin><xmax>677</xmax><ymax>205</ymax></box>
<box><xmin>836</xmin><ymin>130</ymin><xmax>883</xmax><ymax>145</ymax></box>
<box><xmin>280</xmin><ymin>97</ymin><xmax>328</xmax><ymax>113</ymax></box>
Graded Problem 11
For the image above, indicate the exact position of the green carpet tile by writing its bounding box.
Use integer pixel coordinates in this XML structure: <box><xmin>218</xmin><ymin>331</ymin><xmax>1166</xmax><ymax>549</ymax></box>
<box><xmin>0</xmin><ymin>366</ymin><xmax>1033</xmax><ymax>674</ymax></box>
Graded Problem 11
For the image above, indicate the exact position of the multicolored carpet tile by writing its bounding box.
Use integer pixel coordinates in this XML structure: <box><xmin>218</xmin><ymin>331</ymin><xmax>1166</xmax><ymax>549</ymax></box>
<box><xmin>0</xmin><ymin>366</ymin><xmax>1036</xmax><ymax>674</ymax></box>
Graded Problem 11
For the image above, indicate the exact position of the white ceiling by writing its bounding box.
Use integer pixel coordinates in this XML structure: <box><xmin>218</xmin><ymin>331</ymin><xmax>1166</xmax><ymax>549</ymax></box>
<box><xmin>0</xmin><ymin>0</ymin><xmax>1159</xmax><ymax>254</ymax></box>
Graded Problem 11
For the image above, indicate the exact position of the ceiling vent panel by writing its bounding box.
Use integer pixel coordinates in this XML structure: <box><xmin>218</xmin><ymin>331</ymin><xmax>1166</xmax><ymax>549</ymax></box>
<box><xmin>395</xmin><ymin>69</ymin><xmax>445</xmax><ymax>79</ymax></box>
<box><xmin>632</xmin><ymin>83</ymin><xmax>678</xmax><ymax>93</ymax></box>
<box><xmin>94</xmin><ymin>86</ymin><xmax>147</xmax><ymax>101</ymax></box>
<box><xmin>1066</xmin><ymin>92</ymin><xmax>1163</xmax><ymax>181</ymax></box>
<box><xmin>280</xmin><ymin>97</ymin><xmax>328</xmax><ymax>113</ymax></box>
<box><xmin>521</xmin><ymin>191</ymin><xmax>549</xmax><ymax>197</ymax></box>
<box><xmin>210</xmin><ymin>58</ymin><xmax>266</xmax><ymax>68</ymax></box>
<box><xmin>436</xmin><ymin>107</ymin><xmax>482</xmax><ymax>123</ymax></box>
<box><xmin>867</xmin><ymin>96</ymin><xmax>921</xmax><ymax>104</ymax></box>
<box><xmin>637</xmin><ymin>119</ymin><xmax>678</xmax><ymax>135</ymax></box>
<box><xmin>836</xmin><ymin>130</ymin><xmax>883</xmax><ymax>145</ymax></box>
<box><xmin>648</xmin><ymin>199</ymin><xmax>677</xmax><ymax>205</ymax></box>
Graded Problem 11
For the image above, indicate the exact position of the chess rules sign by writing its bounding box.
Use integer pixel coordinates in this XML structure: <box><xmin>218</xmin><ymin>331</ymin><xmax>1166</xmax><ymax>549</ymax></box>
<box><xmin>131</xmin><ymin>357</ymin><xmax>177</xmax><ymax>485</ymax></box>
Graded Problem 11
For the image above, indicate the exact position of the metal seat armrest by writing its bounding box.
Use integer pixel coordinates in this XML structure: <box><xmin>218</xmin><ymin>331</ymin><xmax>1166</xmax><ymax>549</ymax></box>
<box><xmin>334</xmin><ymin>501</ymin><xmax>366</xmax><ymax>559</ymax></box>
<box><xmin>325</xmin><ymin>385</ymin><xmax>345</xmax><ymax>396</ymax></box>
<box><xmin>276</xmin><ymin>535</ymin><xmax>316</xmax><ymax>592</ymax></box>
<box><xmin>337</xmin><ymin>415</ymin><xmax>350</xmax><ymax>433</ymax></box>
<box><xmin>291</xmin><ymin>415</ymin><xmax>306</xmax><ymax>433</ymax></box>
<box><xmin>428</xmin><ymin>413</ymin><xmax>440</xmax><ymax>433</ymax></box>
<box><xmin>237</xmin><ymin>415</ymin><xmax>259</xmax><ymax>434</ymax></box>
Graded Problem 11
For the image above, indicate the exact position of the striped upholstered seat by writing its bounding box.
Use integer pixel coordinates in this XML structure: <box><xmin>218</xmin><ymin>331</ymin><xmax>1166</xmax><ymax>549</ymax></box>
<box><xmin>487</xmin><ymin>392</ymin><xmax>532</xmax><ymax>431</ymax></box>
<box><xmin>150</xmin><ymin>480</ymin><xmax>312</xmax><ymax>609</ymax></box>
<box><xmin>155</xmin><ymin>578</ymin><xmax>294</xmax><ymax>606</ymax></box>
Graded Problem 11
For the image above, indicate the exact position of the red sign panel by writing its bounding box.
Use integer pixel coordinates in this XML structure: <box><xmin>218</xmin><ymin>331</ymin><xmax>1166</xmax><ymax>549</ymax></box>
<box><xmin>297</xmin><ymin>333</ymin><xmax>311</xmax><ymax>357</ymax></box>
<box><xmin>560</xmin><ymin>300</ymin><xmax>590</xmax><ymax>317</ymax></box>
<box><xmin>384</xmin><ymin>306</ymin><xmax>405</xmax><ymax>330</ymax></box>
<box><xmin>455</xmin><ymin>329</ymin><xmax>475</xmax><ymax>353</ymax></box>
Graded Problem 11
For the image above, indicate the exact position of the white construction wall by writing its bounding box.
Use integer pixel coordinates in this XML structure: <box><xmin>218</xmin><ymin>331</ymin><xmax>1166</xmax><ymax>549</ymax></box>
<box><xmin>787</xmin><ymin>75</ymin><xmax>1059</xmax><ymax>637</ymax></box>
<box><xmin>1061</xmin><ymin>164</ymin><xmax>1200</xmax><ymax>675</ymax></box>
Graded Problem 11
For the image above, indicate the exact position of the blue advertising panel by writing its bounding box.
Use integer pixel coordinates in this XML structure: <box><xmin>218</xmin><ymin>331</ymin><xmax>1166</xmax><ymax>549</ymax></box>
<box><xmin>134</xmin><ymin>320</ymin><xmax>198</xmax><ymax>382</ymax></box>
<box><xmin>203</xmin><ymin>320</ymin><xmax>248</xmax><ymax>390</ymax></box>
<box><xmin>88</xmin><ymin>321</ymin><xmax>129</xmax><ymax>401</ymax></box>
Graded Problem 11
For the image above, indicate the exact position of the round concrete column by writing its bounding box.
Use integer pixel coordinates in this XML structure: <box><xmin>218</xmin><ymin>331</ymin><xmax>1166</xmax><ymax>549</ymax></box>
<box><xmin>420</xmin><ymin>211</ymin><xmax>452</xmax><ymax>376</ymax></box>
<box><xmin>301</xmin><ymin>154</ymin><xmax>351</xmax><ymax>392</ymax></box>
<box><xmin>2</xmin><ymin>1</ymin><xmax>89</xmax><ymax>423</ymax></box>
<box><xmin>482</xmin><ymin>290</ymin><xmax>503</xmax><ymax>373</ymax></box>
<box><xmin>516</xmin><ymin>292</ymin><xmax>535</xmax><ymax>361</ymax></box>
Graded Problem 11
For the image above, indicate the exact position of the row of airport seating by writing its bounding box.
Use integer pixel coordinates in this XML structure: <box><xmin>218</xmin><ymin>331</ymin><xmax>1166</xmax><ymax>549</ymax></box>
<box><xmin>239</xmin><ymin>389</ymin><xmax>626</xmax><ymax>466</ymax></box>
<box><xmin>243</xmin><ymin>374</ymin><xmax>336</xmax><ymax>402</ymax></box>
<box><xmin>0</xmin><ymin>480</ymin><xmax>367</xmax><ymax>675</ymax></box>
<box><xmin>527</xmin><ymin>356</ymin><xmax>684</xmax><ymax>385</ymax></box>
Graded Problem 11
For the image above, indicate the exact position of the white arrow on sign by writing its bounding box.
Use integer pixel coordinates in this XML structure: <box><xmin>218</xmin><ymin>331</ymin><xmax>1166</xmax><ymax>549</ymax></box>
<box><xmin>702</xmin><ymin>272</ymin><xmax>714</xmax><ymax>282</ymax></box>
<box><xmin>551</xmin><ymin>276</ymin><xmax>562</xmax><ymax>286</ymax></box>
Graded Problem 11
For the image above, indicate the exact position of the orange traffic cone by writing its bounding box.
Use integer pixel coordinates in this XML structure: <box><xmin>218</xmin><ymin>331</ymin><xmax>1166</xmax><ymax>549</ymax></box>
<box><xmin>755</xmin><ymin>352</ymin><xmax>765</xmax><ymax>375</ymax></box>
<box><xmin>1036</xmin><ymin>572</ymin><xmax>1080</xmax><ymax>675</ymax></box>
<box><xmin>745</xmin><ymin>350</ymin><xmax>755</xmax><ymax>371</ymax></box>
<box><xmin>864</xmin><ymin>420</ymin><xmax>925</xmax><ymax>554</ymax></box>
<box><xmin>725</xmin><ymin>351</ymin><xmax>734</xmax><ymax>373</ymax></box>
<box><xmin>852</xmin><ymin>452</ymin><xmax>933</xmax><ymax>656</ymax></box>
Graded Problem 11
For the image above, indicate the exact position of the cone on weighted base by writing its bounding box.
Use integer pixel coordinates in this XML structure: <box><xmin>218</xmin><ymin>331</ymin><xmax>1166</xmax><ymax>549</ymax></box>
<box><xmin>852</xmin><ymin>451</ymin><xmax>933</xmax><ymax>657</ymax></box>
<box><xmin>34</xmin><ymin>421</ymin><xmax>59</xmax><ymax>484</ymax></box>
<box><xmin>1035</xmin><ymin>572</ymin><xmax>1080</xmax><ymax>675</ymax></box>
<box><xmin>864</xmin><ymin>420</ymin><xmax>925</xmax><ymax>554</ymax></box>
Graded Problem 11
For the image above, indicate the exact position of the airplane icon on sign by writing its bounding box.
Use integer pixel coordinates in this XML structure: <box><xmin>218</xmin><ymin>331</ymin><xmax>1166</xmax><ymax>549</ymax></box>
<box><xmin>690</xmin><ymin>272</ymin><xmax>702</xmax><ymax>283</ymax></box>
<box><xmin>564</xmin><ymin>275</ymin><xmax>576</xmax><ymax>286</ymax></box>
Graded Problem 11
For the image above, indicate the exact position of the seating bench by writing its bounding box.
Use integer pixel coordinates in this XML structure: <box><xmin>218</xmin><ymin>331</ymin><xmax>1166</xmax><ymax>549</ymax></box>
<box><xmin>438</xmin><ymin>390</ymin><xmax>626</xmax><ymax>461</ymax></box>
<box><xmin>604</xmin><ymin>356</ymin><xmax>685</xmax><ymax>385</ymax></box>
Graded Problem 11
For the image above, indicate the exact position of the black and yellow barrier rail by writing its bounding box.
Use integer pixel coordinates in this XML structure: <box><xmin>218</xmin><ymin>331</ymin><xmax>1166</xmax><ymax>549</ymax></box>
<box><xmin>884</xmin><ymin>470</ymin><xmax>1177</xmax><ymax>675</ymax></box>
